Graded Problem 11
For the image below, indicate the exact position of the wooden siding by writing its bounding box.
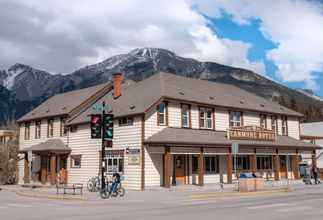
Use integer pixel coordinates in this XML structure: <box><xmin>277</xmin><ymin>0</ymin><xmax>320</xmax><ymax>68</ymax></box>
<box><xmin>145</xmin><ymin>148</ymin><xmax>164</xmax><ymax>186</ymax></box>
<box><xmin>287</xmin><ymin>117</ymin><xmax>300</xmax><ymax>139</ymax></box>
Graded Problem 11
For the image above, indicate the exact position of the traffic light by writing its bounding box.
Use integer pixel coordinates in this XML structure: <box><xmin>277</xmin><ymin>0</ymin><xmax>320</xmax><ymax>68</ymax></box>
<box><xmin>103</xmin><ymin>114</ymin><xmax>114</xmax><ymax>140</ymax></box>
<box><xmin>90</xmin><ymin>114</ymin><xmax>102</xmax><ymax>139</ymax></box>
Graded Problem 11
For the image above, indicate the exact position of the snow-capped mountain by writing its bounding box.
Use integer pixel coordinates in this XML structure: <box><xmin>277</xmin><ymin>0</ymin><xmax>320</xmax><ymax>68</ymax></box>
<box><xmin>1</xmin><ymin>47</ymin><xmax>323</xmax><ymax>124</ymax></box>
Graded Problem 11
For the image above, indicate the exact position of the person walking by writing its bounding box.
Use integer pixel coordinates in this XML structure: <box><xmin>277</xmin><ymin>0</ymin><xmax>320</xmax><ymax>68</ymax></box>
<box><xmin>312</xmin><ymin>165</ymin><xmax>320</xmax><ymax>185</ymax></box>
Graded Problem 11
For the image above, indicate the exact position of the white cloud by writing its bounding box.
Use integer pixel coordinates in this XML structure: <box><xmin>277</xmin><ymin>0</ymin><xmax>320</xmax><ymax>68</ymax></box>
<box><xmin>0</xmin><ymin>0</ymin><xmax>263</xmax><ymax>75</ymax></box>
<box><xmin>193</xmin><ymin>0</ymin><xmax>323</xmax><ymax>90</ymax></box>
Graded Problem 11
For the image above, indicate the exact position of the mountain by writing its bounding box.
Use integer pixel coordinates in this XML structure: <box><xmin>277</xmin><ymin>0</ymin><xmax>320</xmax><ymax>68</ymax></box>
<box><xmin>1</xmin><ymin>47</ymin><xmax>323</xmax><ymax>124</ymax></box>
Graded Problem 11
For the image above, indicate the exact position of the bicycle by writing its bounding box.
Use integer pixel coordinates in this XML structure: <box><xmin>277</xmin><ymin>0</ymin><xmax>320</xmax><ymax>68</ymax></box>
<box><xmin>87</xmin><ymin>176</ymin><xmax>101</xmax><ymax>192</ymax></box>
<box><xmin>100</xmin><ymin>176</ymin><xmax>125</xmax><ymax>199</ymax></box>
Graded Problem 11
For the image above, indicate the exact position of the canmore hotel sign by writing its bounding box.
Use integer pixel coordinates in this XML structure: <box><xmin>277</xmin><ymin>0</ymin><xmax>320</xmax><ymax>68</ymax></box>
<box><xmin>228</xmin><ymin>126</ymin><xmax>276</xmax><ymax>141</ymax></box>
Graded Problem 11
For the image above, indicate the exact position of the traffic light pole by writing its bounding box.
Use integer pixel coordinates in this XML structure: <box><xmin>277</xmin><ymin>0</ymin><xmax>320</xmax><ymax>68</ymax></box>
<box><xmin>101</xmin><ymin>101</ymin><xmax>106</xmax><ymax>192</ymax></box>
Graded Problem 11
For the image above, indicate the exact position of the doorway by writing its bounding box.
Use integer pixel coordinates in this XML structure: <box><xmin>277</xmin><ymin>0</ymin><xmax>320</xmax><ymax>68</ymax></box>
<box><xmin>174</xmin><ymin>155</ymin><xmax>185</xmax><ymax>185</ymax></box>
<box><xmin>279</xmin><ymin>155</ymin><xmax>287</xmax><ymax>178</ymax></box>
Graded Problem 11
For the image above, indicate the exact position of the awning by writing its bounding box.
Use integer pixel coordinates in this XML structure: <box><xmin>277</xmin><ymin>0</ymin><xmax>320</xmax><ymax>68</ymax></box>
<box><xmin>20</xmin><ymin>139</ymin><xmax>71</xmax><ymax>153</ymax></box>
<box><xmin>144</xmin><ymin>127</ymin><xmax>321</xmax><ymax>150</ymax></box>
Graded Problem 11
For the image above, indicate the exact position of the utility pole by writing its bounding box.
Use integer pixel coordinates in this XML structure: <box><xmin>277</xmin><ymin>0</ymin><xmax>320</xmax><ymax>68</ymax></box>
<box><xmin>101</xmin><ymin>101</ymin><xmax>106</xmax><ymax>191</ymax></box>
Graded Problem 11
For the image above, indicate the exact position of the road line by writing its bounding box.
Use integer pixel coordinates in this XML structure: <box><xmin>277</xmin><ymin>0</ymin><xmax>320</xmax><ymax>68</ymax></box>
<box><xmin>0</xmin><ymin>206</ymin><xmax>7</xmax><ymax>209</ymax></box>
<box><xmin>7</xmin><ymin>203</ymin><xmax>33</xmax><ymax>208</ymax></box>
<box><xmin>276</xmin><ymin>206</ymin><xmax>312</xmax><ymax>213</ymax></box>
<box><xmin>247</xmin><ymin>203</ymin><xmax>290</xmax><ymax>210</ymax></box>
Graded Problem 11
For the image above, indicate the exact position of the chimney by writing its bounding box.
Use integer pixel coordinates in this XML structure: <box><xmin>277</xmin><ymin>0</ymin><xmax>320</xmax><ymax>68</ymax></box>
<box><xmin>112</xmin><ymin>73</ymin><xmax>123</xmax><ymax>99</ymax></box>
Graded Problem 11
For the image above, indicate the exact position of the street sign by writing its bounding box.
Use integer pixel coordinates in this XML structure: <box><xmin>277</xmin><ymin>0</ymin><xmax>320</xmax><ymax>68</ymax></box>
<box><xmin>231</xmin><ymin>143</ymin><xmax>239</xmax><ymax>155</ymax></box>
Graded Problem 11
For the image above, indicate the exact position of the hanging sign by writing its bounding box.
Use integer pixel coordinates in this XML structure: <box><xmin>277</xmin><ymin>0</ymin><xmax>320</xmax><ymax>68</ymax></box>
<box><xmin>126</xmin><ymin>148</ymin><xmax>140</xmax><ymax>165</ymax></box>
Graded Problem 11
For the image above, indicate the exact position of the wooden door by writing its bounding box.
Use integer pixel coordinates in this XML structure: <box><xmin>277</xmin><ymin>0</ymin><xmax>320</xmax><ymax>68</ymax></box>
<box><xmin>280</xmin><ymin>156</ymin><xmax>287</xmax><ymax>178</ymax></box>
<box><xmin>175</xmin><ymin>155</ymin><xmax>185</xmax><ymax>184</ymax></box>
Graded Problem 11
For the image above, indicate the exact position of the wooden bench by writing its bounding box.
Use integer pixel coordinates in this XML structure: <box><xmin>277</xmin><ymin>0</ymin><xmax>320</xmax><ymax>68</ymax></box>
<box><xmin>56</xmin><ymin>183</ymin><xmax>83</xmax><ymax>195</ymax></box>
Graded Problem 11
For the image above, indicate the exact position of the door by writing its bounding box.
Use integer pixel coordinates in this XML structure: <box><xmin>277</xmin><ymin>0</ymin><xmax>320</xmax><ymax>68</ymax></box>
<box><xmin>280</xmin><ymin>155</ymin><xmax>287</xmax><ymax>178</ymax></box>
<box><xmin>174</xmin><ymin>155</ymin><xmax>185</xmax><ymax>184</ymax></box>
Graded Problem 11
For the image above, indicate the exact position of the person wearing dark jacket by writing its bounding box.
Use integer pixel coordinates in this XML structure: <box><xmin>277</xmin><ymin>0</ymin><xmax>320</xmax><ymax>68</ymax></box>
<box><xmin>312</xmin><ymin>166</ymin><xmax>320</xmax><ymax>184</ymax></box>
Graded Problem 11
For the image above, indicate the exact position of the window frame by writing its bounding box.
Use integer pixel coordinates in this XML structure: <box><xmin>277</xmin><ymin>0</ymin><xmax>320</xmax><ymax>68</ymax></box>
<box><xmin>181</xmin><ymin>104</ymin><xmax>191</xmax><ymax>128</ymax></box>
<box><xmin>70</xmin><ymin>155</ymin><xmax>82</xmax><ymax>168</ymax></box>
<box><xmin>47</xmin><ymin>118</ymin><xmax>54</xmax><ymax>138</ymax></box>
<box><xmin>24</xmin><ymin>122</ymin><xmax>30</xmax><ymax>140</ymax></box>
<box><xmin>157</xmin><ymin>101</ymin><xmax>168</xmax><ymax>126</ymax></box>
<box><xmin>60</xmin><ymin>117</ymin><xmax>67</xmax><ymax>137</ymax></box>
<box><xmin>199</xmin><ymin>107</ymin><xmax>213</xmax><ymax>129</ymax></box>
<box><xmin>271</xmin><ymin>115</ymin><xmax>278</xmax><ymax>133</ymax></box>
<box><xmin>233</xmin><ymin>155</ymin><xmax>250</xmax><ymax>171</ymax></box>
<box><xmin>204</xmin><ymin>156</ymin><xmax>220</xmax><ymax>174</ymax></box>
<box><xmin>70</xmin><ymin>125</ymin><xmax>78</xmax><ymax>133</ymax></box>
<box><xmin>260</xmin><ymin>114</ymin><xmax>267</xmax><ymax>129</ymax></box>
<box><xmin>256</xmin><ymin>155</ymin><xmax>273</xmax><ymax>170</ymax></box>
<box><xmin>118</xmin><ymin>117</ymin><xmax>134</xmax><ymax>127</ymax></box>
<box><xmin>35</xmin><ymin>120</ymin><xmax>41</xmax><ymax>139</ymax></box>
<box><xmin>281</xmin><ymin>116</ymin><xmax>288</xmax><ymax>136</ymax></box>
<box><xmin>229</xmin><ymin>111</ymin><xmax>243</xmax><ymax>128</ymax></box>
<box><xmin>105</xmin><ymin>150</ymin><xmax>124</xmax><ymax>174</ymax></box>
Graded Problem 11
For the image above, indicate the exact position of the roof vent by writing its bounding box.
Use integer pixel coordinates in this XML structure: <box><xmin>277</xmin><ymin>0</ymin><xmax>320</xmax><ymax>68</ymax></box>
<box><xmin>62</xmin><ymin>106</ymin><xmax>67</xmax><ymax>110</ymax></box>
<box><xmin>280</xmin><ymin>107</ymin><xmax>284</xmax><ymax>110</ymax></box>
<box><xmin>209</xmin><ymin>96</ymin><xmax>215</xmax><ymax>100</ymax></box>
<box><xmin>240</xmin><ymin>100</ymin><xmax>245</xmax><ymax>104</ymax></box>
<box><xmin>179</xmin><ymin>91</ymin><xmax>185</xmax><ymax>95</ymax></box>
<box><xmin>46</xmin><ymin>109</ymin><xmax>50</xmax><ymax>113</ymax></box>
<box><xmin>130</xmin><ymin>105</ymin><xmax>136</xmax><ymax>110</ymax></box>
<box><xmin>31</xmin><ymin>113</ymin><xmax>35</xmax><ymax>115</ymax></box>
<box><xmin>260</xmin><ymin>104</ymin><xmax>265</xmax><ymax>107</ymax></box>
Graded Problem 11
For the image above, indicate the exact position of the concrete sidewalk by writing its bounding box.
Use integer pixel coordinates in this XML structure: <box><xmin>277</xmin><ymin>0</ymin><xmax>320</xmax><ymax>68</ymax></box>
<box><xmin>0</xmin><ymin>179</ymin><xmax>317</xmax><ymax>202</ymax></box>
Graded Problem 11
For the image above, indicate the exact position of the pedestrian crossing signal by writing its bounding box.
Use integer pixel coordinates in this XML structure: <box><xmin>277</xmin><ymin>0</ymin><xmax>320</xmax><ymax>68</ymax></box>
<box><xmin>91</xmin><ymin>114</ymin><xmax>102</xmax><ymax>139</ymax></box>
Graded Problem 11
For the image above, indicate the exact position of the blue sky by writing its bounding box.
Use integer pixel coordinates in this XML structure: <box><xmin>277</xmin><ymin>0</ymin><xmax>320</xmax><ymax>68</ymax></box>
<box><xmin>208</xmin><ymin>12</ymin><xmax>323</xmax><ymax>96</ymax></box>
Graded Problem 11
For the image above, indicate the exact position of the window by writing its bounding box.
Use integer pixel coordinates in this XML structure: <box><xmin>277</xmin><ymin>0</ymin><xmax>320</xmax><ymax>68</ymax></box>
<box><xmin>24</xmin><ymin>122</ymin><xmax>30</xmax><ymax>140</ymax></box>
<box><xmin>281</xmin><ymin>116</ymin><xmax>288</xmax><ymax>136</ymax></box>
<box><xmin>157</xmin><ymin>102</ymin><xmax>167</xmax><ymax>126</ymax></box>
<box><xmin>70</xmin><ymin>155</ymin><xmax>82</xmax><ymax>168</ymax></box>
<box><xmin>105</xmin><ymin>150</ymin><xmax>124</xmax><ymax>173</ymax></box>
<box><xmin>271</xmin><ymin>115</ymin><xmax>278</xmax><ymax>133</ymax></box>
<box><xmin>233</xmin><ymin>155</ymin><xmax>250</xmax><ymax>171</ymax></box>
<box><xmin>204</xmin><ymin>156</ymin><xmax>219</xmax><ymax>174</ymax></box>
<box><xmin>35</xmin><ymin>120</ymin><xmax>41</xmax><ymax>139</ymax></box>
<box><xmin>181</xmin><ymin>104</ymin><xmax>191</xmax><ymax>128</ymax></box>
<box><xmin>60</xmin><ymin>117</ymin><xmax>67</xmax><ymax>137</ymax></box>
<box><xmin>229</xmin><ymin>111</ymin><xmax>242</xmax><ymax>128</ymax></box>
<box><xmin>118</xmin><ymin>117</ymin><xmax>134</xmax><ymax>126</ymax></box>
<box><xmin>257</xmin><ymin>156</ymin><xmax>272</xmax><ymax>170</ymax></box>
<box><xmin>70</xmin><ymin>125</ymin><xmax>78</xmax><ymax>133</ymax></box>
<box><xmin>47</xmin><ymin>119</ymin><xmax>54</xmax><ymax>138</ymax></box>
<box><xmin>260</xmin><ymin>114</ymin><xmax>267</xmax><ymax>129</ymax></box>
<box><xmin>199</xmin><ymin>107</ymin><xmax>213</xmax><ymax>129</ymax></box>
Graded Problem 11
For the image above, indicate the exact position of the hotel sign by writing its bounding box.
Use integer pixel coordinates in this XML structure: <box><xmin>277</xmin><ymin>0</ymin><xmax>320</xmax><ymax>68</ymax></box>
<box><xmin>228</xmin><ymin>126</ymin><xmax>276</xmax><ymax>141</ymax></box>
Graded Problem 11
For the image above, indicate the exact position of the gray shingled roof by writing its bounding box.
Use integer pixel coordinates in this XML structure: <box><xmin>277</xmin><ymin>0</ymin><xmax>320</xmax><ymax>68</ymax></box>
<box><xmin>145</xmin><ymin>127</ymin><xmax>321</xmax><ymax>149</ymax></box>
<box><xmin>20</xmin><ymin>139</ymin><xmax>71</xmax><ymax>152</ymax></box>
<box><xmin>300</xmin><ymin>122</ymin><xmax>323</xmax><ymax>137</ymax></box>
<box><xmin>68</xmin><ymin>72</ymin><xmax>302</xmax><ymax>125</ymax></box>
<box><xmin>17</xmin><ymin>83</ymin><xmax>110</xmax><ymax>122</ymax></box>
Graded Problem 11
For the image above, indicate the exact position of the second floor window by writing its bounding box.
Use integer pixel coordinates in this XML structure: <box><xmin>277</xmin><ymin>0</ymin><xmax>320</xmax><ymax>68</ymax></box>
<box><xmin>35</xmin><ymin>120</ymin><xmax>41</xmax><ymax>139</ymax></box>
<box><xmin>119</xmin><ymin>117</ymin><xmax>134</xmax><ymax>126</ymax></box>
<box><xmin>24</xmin><ymin>122</ymin><xmax>30</xmax><ymax>140</ymax></box>
<box><xmin>271</xmin><ymin>115</ymin><xmax>278</xmax><ymax>133</ymax></box>
<box><xmin>281</xmin><ymin>116</ymin><xmax>288</xmax><ymax>136</ymax></box>
<box><xmin>157</xmin><ymin>102</ymin><xmax>167</xmax><ymax>126</ymax></box>
<box><xmin>199</xmin><ymin>107</ymin><xmax>213</xmax><ymax>129</ymax></box>
<box><xmin>229</xmin><ymin>111</ymin><xmax>242</xmax><ymax>128</ymax></box>
<box><xmin>181</xmin><ymin>104</ymin><xmax>191</xmax><ymax>128</ymax></box>
<box><xmin>260</xmin><ymin>114</ymin><xmax>267</xmax><ymax>129</ymax></box>
<box><xmin>60</xmin><ymin>117</ymin><xmax>67</xmax><ymax>137</ymax></box>
<box><xmin>47</xmin><ymin>119</ymin><xmax>54</xmax><ymax>138</ymax></box>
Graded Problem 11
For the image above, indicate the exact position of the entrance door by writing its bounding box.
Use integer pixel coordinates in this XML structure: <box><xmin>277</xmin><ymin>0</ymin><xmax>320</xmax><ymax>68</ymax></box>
<box><xmin>280</xmin><ymin>155</ymin><xmax>287</xmax><ymax>178</ymax></box>
<box><xmin>174</xmin><ymin>155</ymin><xmax>185</xmax><ymax>184</ymax></box>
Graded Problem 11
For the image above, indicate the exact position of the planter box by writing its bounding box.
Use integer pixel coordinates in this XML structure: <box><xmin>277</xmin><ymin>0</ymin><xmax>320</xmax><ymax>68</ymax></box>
<box><xmin>239</xmin><ymin>178</ymin><xmax>264</xmax><ymax>192</ymax></box>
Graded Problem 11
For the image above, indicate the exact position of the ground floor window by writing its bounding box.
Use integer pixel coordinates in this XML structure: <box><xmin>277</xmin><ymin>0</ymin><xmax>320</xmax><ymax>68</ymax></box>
<box><xmin>257</xmin><ymin>155</ymin><xmax>272</xmax><ymax>170</ymax></box>
<box><xmin>233</xmin><ymin>155</ymin><xmax>250</xmax><ymax>171</ymax></box>
<box><xmin>204</xmin><ymin>156</ymin><xmax>219</xmax><ymax>174</ymax></box>
<box><xmin>105</xmin><ymin>150</ymin><xmax>124</xmax><ymax>174</ymax></box>
<box><xmin>70</xmin><ymin>155</ymin><xmax>82</xmax><ymax>168</ymax></box>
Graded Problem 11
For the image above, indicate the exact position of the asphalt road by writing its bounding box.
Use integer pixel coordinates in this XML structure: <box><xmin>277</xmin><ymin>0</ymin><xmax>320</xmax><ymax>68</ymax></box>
<box><xmin>1</xmin><ymin>186</ymin><xmax>323</xmax><ymax>220</ymax></box>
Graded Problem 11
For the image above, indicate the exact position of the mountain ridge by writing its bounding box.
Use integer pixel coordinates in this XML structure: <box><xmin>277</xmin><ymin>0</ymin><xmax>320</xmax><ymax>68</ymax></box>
<box><xmin>1</xmin><ymin>47</ymin><xmax>323</xmax><ymax>124</ymax></box>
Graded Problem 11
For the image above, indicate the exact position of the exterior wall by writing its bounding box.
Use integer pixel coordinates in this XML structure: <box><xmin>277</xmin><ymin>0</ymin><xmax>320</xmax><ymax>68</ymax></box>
<box><xmin>243</xmin><ymin>111</ymin><xmax>260</xmax><ymax>127</ymax></box>
<box><xmin>145</xmin><ymin>107</ymin><xmax>165</xmax><ymax>139</ymax></box>
<box><xmin>287</xmin><ymin>116</ymin><xmax>300</xmax><ymax>139</ymax></box>
<box><xmin>18</xmin><ymin>117</ymin><xmax>68</xmax><ymax>184</ymax></box>
<box><xmin>214</xmin><ymin>108</ymin><xmax>229</xmax><ymax>131</ymax></box>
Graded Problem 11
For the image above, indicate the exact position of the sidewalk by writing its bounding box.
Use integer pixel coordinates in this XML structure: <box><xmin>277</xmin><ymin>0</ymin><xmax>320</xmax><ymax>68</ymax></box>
<box><xmin>0</xmin><ymin>179</ymin><xmax>316</xmax><ymax>202</ymax></box>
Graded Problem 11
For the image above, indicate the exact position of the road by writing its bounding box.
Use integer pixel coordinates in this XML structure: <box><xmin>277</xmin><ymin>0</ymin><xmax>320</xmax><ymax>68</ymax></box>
<box><xmin>1</xmin><ymin>186</ymin><xmax>323</xmax><ymax>220</ymax></box>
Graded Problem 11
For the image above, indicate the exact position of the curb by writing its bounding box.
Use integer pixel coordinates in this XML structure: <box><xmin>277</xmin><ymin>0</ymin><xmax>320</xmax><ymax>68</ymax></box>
<box><xmin>189</xmin><ymin>188</ymin><xmax>294</xmax><ymax>200</ymax></box>
<box><xmin>15</xmin><ymin>190</ymin><xmax>88</xmax><ymax>201</ymax></box>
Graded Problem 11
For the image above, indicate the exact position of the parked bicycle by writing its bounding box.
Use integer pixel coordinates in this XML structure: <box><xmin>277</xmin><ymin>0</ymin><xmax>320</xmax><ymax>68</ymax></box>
<box><xmin>87</xmin><ymin>176</ymin><xmax>101</xmax><ymax>192</ymax></box>
<box><xmin>100</xmin><ymin>174</ymin><xmax>125</xmax><ymax>199</ymax></box>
